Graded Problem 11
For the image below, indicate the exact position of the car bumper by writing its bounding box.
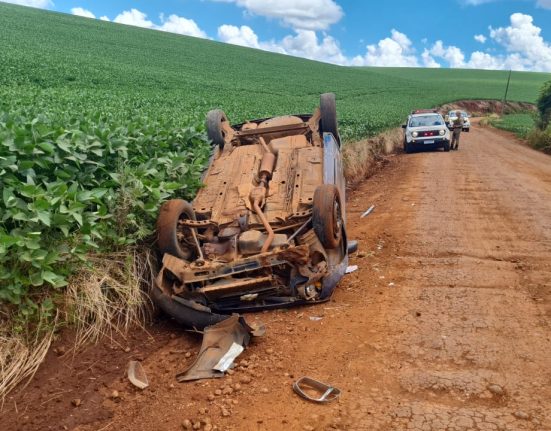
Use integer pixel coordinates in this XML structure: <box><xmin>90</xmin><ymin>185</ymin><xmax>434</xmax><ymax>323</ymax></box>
<box><xmin>153</xmin><ymin>240</ymin><xmax>347</xmax><ymax>325</ymax></box>
<box><xmin>409</xmin><ymin>137</ymin><xmax>448</xmax><ymax>147</ymax></box>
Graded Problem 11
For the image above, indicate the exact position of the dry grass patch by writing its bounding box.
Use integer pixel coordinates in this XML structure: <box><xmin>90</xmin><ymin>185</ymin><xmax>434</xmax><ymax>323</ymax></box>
<box><xmin>0</xmin><ymin>316</ymin><xmax>56</xmax><ymax>403</ymax></box>
<box><xmin>65</xmin><ymin>248</ymin><xmax>155</xmax><ymax>351</ymax></box>
<box><xmin>343</xmin><ymin>128</ymin><xmax>402</xmax><ymax>188</ymax></box>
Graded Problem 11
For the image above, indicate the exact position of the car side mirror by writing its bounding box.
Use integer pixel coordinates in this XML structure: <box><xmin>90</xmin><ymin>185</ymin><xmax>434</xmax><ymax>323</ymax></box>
<box><xmin>401</xmin><ymin>124</ymin><xmax>407</xmax><ymax>129</ymax></box>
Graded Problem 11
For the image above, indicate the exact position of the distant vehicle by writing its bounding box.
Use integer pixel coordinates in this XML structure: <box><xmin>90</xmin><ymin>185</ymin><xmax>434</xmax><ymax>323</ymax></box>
<box><xmin>152</xmin><ymin>93</ymin><xmax>356</xmax><ymax>329</ymax></box>
<box><xmin>402</xmin><ymin>111</ymin><xmax>451</xmax><ymax>153</ymax></box>
<box><xmin>446</xmin><ymin>110</ymin><xmax>471</xmax><ymax>132</ymax></box>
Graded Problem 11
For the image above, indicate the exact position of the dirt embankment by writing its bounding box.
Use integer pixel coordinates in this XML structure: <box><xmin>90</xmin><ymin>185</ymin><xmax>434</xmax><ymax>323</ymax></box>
<box><xmin>440</xmin><ymin>100</ymin><xmax>536</xmax><ymax>116</ymax></box>
<box><xmin>342</xmin><ymin>128</ymin><xmax>402</xmax><ymax>188</ymax></box>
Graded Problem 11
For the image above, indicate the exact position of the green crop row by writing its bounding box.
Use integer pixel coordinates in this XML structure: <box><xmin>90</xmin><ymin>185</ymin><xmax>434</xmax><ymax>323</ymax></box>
<box><xmin>0</xmin><ymin>87</ymin><xmax>210</xmax><ymax>310</ymax></box>
<box><xmin>490</xmin><ymin>113</ymin><xmax>536</xmax><ymax>138</ymax></box>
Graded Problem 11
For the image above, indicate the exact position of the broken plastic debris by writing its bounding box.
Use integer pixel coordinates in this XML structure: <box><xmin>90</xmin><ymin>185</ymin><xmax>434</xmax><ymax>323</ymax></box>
<box><xmin>309</xmin><ymin>316</ymin><xmax>323</xmax><ymax>321</ymax></box>
<box><xmin>293</xmin><ymin>376</ymin><xmax>341</xmax><ymax>403</ymax></box>
<box><xmin>360</xmin><ymin>205</ymin><xmax>375</xmax><ymax>218</ymax></box>
<box><xmin>127</xmin><ymin>361</ymin><xmax>149</xmax><ymax>389</ymax></box>
<box><xmin>177</xmin><ymin>314</ymin><xmax>264</xmax><ymax>382</ymax></box>
<box><xmin>345</xmin><ymin>265</ymin><xmax>358</xmax><ymax>274</ymax></box>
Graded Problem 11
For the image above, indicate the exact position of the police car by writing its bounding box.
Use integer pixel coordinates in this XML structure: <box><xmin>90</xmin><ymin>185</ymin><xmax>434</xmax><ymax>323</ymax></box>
<box><xmin>446</xmin><ymin>110</ymin><xmax>471</xmax><ymax>132</ymax></box>
<box><xmin>402</xmin><ymin>110</ymin><xmax>451</xmax><ymax>153</ymax></box>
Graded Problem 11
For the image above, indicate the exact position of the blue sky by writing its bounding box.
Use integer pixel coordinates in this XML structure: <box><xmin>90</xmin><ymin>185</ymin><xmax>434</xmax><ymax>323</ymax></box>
<box><xmin>3</xmin><ymin>0</ymin><xmax>551</xmax><ymax>71</ymax></box>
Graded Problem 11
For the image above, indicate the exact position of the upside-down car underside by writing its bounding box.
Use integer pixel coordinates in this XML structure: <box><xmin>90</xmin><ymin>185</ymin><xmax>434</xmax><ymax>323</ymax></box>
<box><xmin>153</xmin><ymin>94</ymin><xmax>350</xmax><ymax>328</ymax></box>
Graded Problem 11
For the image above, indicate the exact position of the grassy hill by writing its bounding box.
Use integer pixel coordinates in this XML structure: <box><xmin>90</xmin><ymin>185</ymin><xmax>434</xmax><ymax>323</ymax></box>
<box><xmin>1</xmin><ymin>3</ymin><xmax>549</xmax><ymax>141</ymax></box>
<box><xmin>0</xmin><ymin>2</ymin><xmax>549</xmax><ymax>310</ymax></box>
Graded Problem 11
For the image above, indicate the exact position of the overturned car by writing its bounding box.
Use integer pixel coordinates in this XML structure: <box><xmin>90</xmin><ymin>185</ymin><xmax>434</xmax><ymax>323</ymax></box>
<box><xmin>152</xmin><ymin>93</ymin><xmax>355</xmax><ymax>329</ymax></box>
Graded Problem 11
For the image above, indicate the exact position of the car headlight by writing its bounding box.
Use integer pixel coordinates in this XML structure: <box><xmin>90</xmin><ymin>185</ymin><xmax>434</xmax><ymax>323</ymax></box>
<box><xmin>439</xmin><ymin>129</ymin><xmax>445</xmax><ymax>136</ymax></box>
<box><xmin>412</xmin><ymin>131</ymin><xmax>418</xmax><ymax>138</ymax></box>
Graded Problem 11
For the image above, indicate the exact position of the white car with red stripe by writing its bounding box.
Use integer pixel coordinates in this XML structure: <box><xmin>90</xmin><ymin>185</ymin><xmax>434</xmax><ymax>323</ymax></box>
<box><xmin>402</xmin><ymin>110</ymin><xmax>451</xmax><ymax>153</ymax></box>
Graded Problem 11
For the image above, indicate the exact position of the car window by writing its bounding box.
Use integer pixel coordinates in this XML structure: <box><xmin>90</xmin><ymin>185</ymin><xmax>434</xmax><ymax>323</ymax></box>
<box><xmin>409</xmin><ymin>115</ymin><xmax>443</xmax><ymax>127</ymax></box>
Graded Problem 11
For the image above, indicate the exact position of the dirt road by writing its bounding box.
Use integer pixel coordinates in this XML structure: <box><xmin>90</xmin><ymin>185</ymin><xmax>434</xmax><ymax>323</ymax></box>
<box><xmin>4</xmin><ymin>122</ymin><xmax>551</xmax><ymax>431</ymax></box>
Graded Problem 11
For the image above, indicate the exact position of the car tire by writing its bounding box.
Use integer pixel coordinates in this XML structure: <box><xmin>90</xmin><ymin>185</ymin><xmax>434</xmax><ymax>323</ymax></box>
<box><xmin>405</xmin><ymin>142</ymin><xmax>413</xmax><ymax>154</ymax></box>
<box><xmin>443</xmin><ymin>140</ymin><xmax>450</xmax><ymax>152</ymax></box>
<box><xmin>206</xmin><ymin>109</ymin><xmax>229</xmax><ymax>150</ymax></box>
<box><xmin>313</xmin><ymin>184</ymin><xmax>343</xmax><ymax>249</ymax></box>
<box><xmin>320</xmin><ymin>93</ymin><xmax>340</xmax><ymax>146</ymax></box>
<box><xmin>464</xmin><ymin>128</ymin><xmax>470</xmax><ymax>133</ymax></box>
<box><xmin>157</xmin><ymin>199</ymin><xmax>197</xmax><ymax>261</ymax></box>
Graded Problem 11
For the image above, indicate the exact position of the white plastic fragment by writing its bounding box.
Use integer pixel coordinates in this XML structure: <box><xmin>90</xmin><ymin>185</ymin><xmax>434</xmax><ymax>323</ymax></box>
<box><xmin>345</xmin><ymin>265</ymin><xmax>358</xmax><ymax>274</ymax></box>
<box><xmin>213</xmin><ymin>342</ymin><xmax>244</xmax><ymax>372</ymax></box>
<box><xmin>360</xmin><ymin>205</ymin><xmax>375</xmax><ymax>218</ymax></box>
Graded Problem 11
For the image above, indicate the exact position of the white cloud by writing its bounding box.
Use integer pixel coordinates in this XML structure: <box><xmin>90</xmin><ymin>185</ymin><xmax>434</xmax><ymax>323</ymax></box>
<box><xmin>467</xmin><ymin>51</ymin><xmax>502</xmax><ymax>69</ymax></box>
<box><xmin>71</xmin><ymin>7</ymin><xmax>95</xmax><ymax>19</ymax></box>
<box><xmin>113</xmin><ymin>8</ymin><xmax>155</xmax><ymax>28</ymax></box>
<box><xmin>159</xmin><ymin>14</ymin><xmax>207</xmax><ymax>38</ymax></box>
<box><xmin>212</xmin><ymin>0</ymin><xmax>343</xmax><ymax>30</ymax></box>
<box><xmin>0</xmin><ymin>0</ymin><xmax>52</xmax><ymax>8</ymax></box>
<box><xmin>100</xmin><ymin>16</ymin><xmax>110</xmax><ymax>22</ymax></box>
<box><xmin>277</xmin><ymin>30</ymin><xmax>347</xmax><ymax>64</ymax></box>
<box><xmin>430</xmin><ymin>40</ymin><xmax>466</xmax><ymax>68</ymax></box>
<box><xmin>422</xmin><ymin>49</ymin><xmax>441</xmax><ymax>68</ymax></box>
<box><xmin>216</xmin><ymin>13</ymin><xmax>551</xmax><ymax>72</ymax></box>
<box><xmin>110</xmin><ymin>8</ymin><xmax>207</xmax><ymax>38</ymax></box>
<box><xmin>537</xmin><ymin>0</ymin><xmax>551</xmax><ymax>8</ymax></box>
<box><xmin>489</xmin><ymin>12</ymin><xmax>551</xmax><ymax>71</ymax></box>
<box><xmin>351</xmin><ymin>29</ymin><xmax>419</xmax><ymax>67</ymax></box>
<box><xmin>217</xmin><ymin>24</ymin><xmax>345</xmax><ymax>64</ymax></box>
<box><xmin>474</xmin><ymin>34</ymin><xmax>487</xmax><ymax>43</ymax></box>
<box><xmin>218</xmin><ymin>25</ymin><xmax>261</xmax><ymax>48</ymax></box>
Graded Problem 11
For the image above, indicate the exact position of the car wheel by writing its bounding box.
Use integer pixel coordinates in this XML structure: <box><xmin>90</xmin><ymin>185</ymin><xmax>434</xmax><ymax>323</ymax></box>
<box><xmin>206</xmin><ymin>109</ymin><xmax>229</xmax><ymax>150</ymax></box>
<box><xmin>464</xmin><ymin>128</ymin><xmax>470</xmax><ymax>133</ymax></box>
<box><xmin>313</xmin><ymin>184</ymin><xmax>343</xmax><ymax>249</ymax></box>
<box><xmin>320</xmin><ymin>93</ymin><xmax>340</xmax><ymax>146</ymax></box>
<box><xmin>405</xmin><ymin>142</ymin><xmax>413</xmax><ymax>154</ymax></box>
<box><xmin>157</xmin><ymin>199</ymin><xmax>197</xmax><ymax>261</ymax></box>
<box><xmin>443</xmin><ymin>140</ymin><xmax>450</xmax><ymax>152</ymax></box>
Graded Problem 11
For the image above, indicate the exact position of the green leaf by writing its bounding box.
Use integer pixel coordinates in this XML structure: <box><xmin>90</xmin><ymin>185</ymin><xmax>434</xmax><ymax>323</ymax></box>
<box><xmin>42</xmin><ymin>271</ymin><xmax>67</xmax><ymax>288</ymax></box>
<box><xmin>36</xmin><ymin>211</ymin><xmax>51</xmax><ymax>226</ymax></box>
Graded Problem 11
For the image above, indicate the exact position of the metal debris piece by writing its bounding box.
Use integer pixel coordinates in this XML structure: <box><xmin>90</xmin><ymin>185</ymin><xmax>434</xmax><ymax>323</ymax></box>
<box><xmin>345</xmin><ymin>265</ymin><xmax>358</xmax><ymax>274</ymax></box>
<box><xmin>127</xmin><ymin>361</ymin><xmax>149</xmax><ymax>389</ymax></box>
<box><xmin>360</xmin><ymin>205</ymin><xmax>375</xmax><ymax>218</ymax></box>
<box><xmin>293</xmin><ymin>376</ymin><xmax>341</xmax><ymax>403</ymax></box>
<box><xmin>177</xmin><ymin>314</ymin><xmax>264</xmax><ymax>382</ymax></box>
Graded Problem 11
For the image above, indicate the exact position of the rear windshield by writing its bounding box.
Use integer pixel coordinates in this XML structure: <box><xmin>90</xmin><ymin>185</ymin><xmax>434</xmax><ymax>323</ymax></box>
<box><xmin>409</xmin><ymin>115</ymin><xmax>443</xmax><ymax>127</ymax></box>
